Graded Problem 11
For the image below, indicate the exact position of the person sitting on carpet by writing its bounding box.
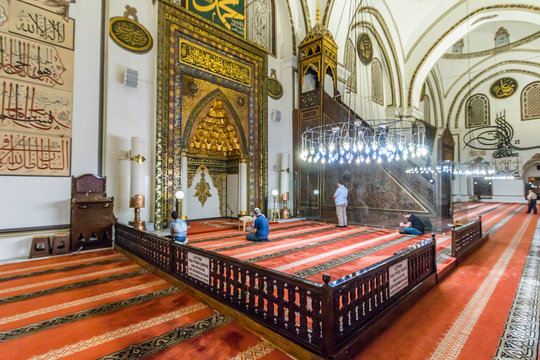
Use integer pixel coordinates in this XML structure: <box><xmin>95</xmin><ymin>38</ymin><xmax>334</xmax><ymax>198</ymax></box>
<box><xmin>246</xmin><ymin>208</ymin><xmax>269</xmax><ymax>242</ymax></box>
<box><xmin>399</xmin><ymin>212</ymin><xmax>425</xmax><ymax>235</ymax></box>
<box><xmin>169</xmin><ymin>211</ymin><xmax>188</xmax><ymax>244</ymax></box>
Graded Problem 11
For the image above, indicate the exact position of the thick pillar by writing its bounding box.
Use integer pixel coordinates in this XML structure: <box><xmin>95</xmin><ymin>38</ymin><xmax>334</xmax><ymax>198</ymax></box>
<box><xmin>238</xmin><ymin>158</ymin><xmax>248</xmax><ymax>215</ymax></box>
<box><xmin>181</xmin><ymin>153</ymin><xmax>188</xmax><ymax>220</ymax></box>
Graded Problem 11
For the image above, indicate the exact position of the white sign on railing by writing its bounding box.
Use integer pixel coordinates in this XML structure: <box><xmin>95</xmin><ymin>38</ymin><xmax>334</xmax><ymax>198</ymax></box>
<box><xmin>187</xmin><ymin>252</ymin><xmax>210</xmax><ymax>285</ymax></box>
<box><xmin>389</xmin><ymin>259</ymin><xmax>408</xmax><ymax>297</ymax></box>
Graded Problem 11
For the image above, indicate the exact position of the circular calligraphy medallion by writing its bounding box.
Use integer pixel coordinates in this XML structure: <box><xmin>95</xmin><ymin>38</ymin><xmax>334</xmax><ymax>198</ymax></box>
<box><xmin>356</xmin><ymin>33</ymin><xmax>373</xmax><ymax>65</ymax></box>
<box><xmin>489</xmin><ymin>77</ymin><xmax>517</xmax><ymax>99</ymax></box>
<box><xmin>109</xmin><ymin>17</ymin><xmax>153</xmax><ymax>54</ymax></box>
<box><xmin>267</xmin><ymin>77</ymin><xmax>283</xmax><ymax>99</ymax></box>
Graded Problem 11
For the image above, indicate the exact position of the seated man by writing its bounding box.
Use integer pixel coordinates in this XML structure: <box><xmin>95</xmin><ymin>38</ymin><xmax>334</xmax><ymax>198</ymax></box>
<box><xmin>169</xmin><ymin>211</ymin><xmax>188</xmax><ymax>244</ymax></box>
<box><xmin>246</xmin><ymin>208</ymin><xmax>269</xmax><ymax>242</ymax></box>
<box><xmin>399</xmin><ymin>212</ymin><xmax>425</xmax><ymax>235</ymax></box>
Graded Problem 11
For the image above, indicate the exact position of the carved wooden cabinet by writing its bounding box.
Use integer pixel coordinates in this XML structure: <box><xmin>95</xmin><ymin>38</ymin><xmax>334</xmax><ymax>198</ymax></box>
<box><xmin>71</xmin><ymin>174</ymin><xmax>115</xmax><ymax>251</ymax></box>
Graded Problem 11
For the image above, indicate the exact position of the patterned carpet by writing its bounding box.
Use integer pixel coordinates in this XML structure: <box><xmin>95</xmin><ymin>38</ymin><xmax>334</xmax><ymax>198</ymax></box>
<box><xmin>188</xmin><ymin>220</ymin><xmax>431</xmax><ymax>283</ymax></box>
<box><xmin>354</xmin><ymin>204</ymin><xmax>540</xmax><ymax>360</ymax></box>
<box><xmin>0</xmin><ymin>250</ymin><xmax>292</xmax><ymax>360</ymax></box>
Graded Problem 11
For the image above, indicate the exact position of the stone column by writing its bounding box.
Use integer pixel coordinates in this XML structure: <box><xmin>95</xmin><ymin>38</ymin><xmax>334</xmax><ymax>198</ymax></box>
<box><xmin>181</xmin><ymin>153</ymin><xmax>188</xmax><ymax>220</ymax></box>
<box><xmin>238</xmin><ymin>158</ymin><xmax>248</xmax><ymax>215</ymax></box>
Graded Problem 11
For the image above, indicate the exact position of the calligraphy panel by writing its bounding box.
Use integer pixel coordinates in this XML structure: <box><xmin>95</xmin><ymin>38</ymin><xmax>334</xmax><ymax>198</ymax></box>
<box><xmin>0</xmin><ymin>0</ymin><xmax>73</xmax><ymax>176</ymax></box>
<box><xmin>0</xmin><ymin>132</ymin><xmax>70</xmax><ymax>176</ymax></box>
<box><xmin>0</xmin><ymin>32</ymin><xmax>73</xmax><ymax>91</ymax></box>
<box><xmin>187</xmin><ymin>0</ymin><xmax>245</xmax><ymax>38</ymax></box>
<box><xmin>0</xmin><ymin>78</ymin><xmax>72</xmax><ymax>137</ymax></box>
<box><xmin>179</xmin><ymin>39</ymin><xmax>251</xmax><ymax>86</ymax></box>
<box><xmin>7</xmin><ymin>0</ymin><xmax>74</xmax><ymax>50</ymax></box>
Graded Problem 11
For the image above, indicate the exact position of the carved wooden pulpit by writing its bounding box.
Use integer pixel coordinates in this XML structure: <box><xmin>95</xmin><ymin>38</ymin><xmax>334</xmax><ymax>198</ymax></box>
<box><xmin>71</xmin><ymin>174</ymin><xmax>115</xmax><ymax>251</ymax></box>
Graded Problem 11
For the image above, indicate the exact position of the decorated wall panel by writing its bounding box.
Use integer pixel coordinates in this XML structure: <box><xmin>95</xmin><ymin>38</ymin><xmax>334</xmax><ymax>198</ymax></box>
<box><xmin>0</xmin><ymin>0</ymin><xmax>74</xmax><ymax>176</ymax></box>
<box><xmin>155</xmin><ymin>1</ymin><xmax>267</xmax><ymax>228</ymax></box>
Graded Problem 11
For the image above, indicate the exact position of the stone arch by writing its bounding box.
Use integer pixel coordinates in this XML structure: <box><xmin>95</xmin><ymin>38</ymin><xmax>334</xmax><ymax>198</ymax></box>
<box><xmin>181</xmin><ymin>89</ymin><xmax>248</xmax><ymax>156</ymax></box>
<box><xmin>407</xmin><ymin>5</ymin><xmax>540</xmax><ymax>109</ymax></box>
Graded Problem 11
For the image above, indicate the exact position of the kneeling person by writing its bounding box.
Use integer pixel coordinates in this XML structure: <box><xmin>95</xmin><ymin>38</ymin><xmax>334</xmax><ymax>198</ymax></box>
<box><xmin>399</xmin><ymin>212</ymin><xmax>424</xmax><ymax>235</ymax></box>
<box><xmin>246</xmin><ymin>208</ymin><xmax>269</xmax><ymax>242</ymax></box>
<box><xmin>170</xmin><ymin>211</ymin><xmax>188</xmax><ymax>244</ymax></box>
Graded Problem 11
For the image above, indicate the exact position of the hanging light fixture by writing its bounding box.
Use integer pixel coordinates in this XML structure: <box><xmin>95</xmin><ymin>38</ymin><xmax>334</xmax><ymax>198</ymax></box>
<box><xmin>301</xmin><ymin>119</ymin><xmax>427</xmax><ymax>165</ymax></box>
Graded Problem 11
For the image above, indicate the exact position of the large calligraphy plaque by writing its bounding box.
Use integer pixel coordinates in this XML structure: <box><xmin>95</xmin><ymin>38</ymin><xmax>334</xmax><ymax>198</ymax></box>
<box><xmin>0</xmin><ymin>79</ymin><xmax>72</xmax><ymax>136</ymax></box>
<box><xmin>8</xmin><ymin>0</ymin><xmax>74</xmax><ymax>50</ymax></box>
<box><xmin>0</xmin><ymin>132</ymin><xmax>70</xmax><ymax>176</ymax></box>
<box><xmin>179</xmin><ymin>39</ymin><xmax>251</xmax><ymax>86</ymax></box>
<box><xmin>187</xmin><ymin>0</ymin><xmax>245</xmax><ymax>38</ymax></box>
<box><xmin>490</xmin><ymin>77</ymin><xmax>518</xmax><ymax>99</ymax></box>
<box><xmin>0</xmin><ymin>32</ymin><xmax>72</xmax><ymax>90</ymax></box>
<box><xmin>0</xmin><ymin>0</ymin><xmax>74</xmax><ymax>176</ymax></box>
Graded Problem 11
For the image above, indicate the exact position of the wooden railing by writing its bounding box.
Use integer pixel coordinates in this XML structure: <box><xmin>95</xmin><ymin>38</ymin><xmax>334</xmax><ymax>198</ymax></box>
<box><xmin>451</xmin><ymin>217</ymin><xmax>484</xmax><ymax>259</ymax></box>
<box><xmin>115</xmin><ymin>223</ymin><xmax>436</xmax><ymax>358</ymax></box>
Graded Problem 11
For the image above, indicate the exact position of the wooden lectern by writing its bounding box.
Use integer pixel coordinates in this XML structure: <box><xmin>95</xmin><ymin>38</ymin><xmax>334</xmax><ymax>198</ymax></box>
<box><xmin>71</xmin><ymin>174</ymin><xmax>115</xmax><ymax>251</ymax></box>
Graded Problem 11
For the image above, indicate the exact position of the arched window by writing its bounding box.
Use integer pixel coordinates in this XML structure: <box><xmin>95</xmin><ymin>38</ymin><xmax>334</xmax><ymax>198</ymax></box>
<box><xmin>247</xmin><ymin>0</ymin><xmax>275</xmax><ymax>55</ymax></box>
<box><xmin>423</xmin><ymin>95</ymin><xmax>431</xmax><ymax>124</ymax></box>
<box><xmin>521</xmin><ymin>81</ymin><xmax>540</xmax><ymax>121</ymax></box>
<box><xmin>452</xmin><ymin>39</ymin><xmax>464</xmax><ymax>55</ymax></box>
<box><xmin>344</xmin><ymin>40</ymin><xmax>357</xmax><ymax>93</ymax></box>
<box><xmin>465</xmin><ymin>94</ymin><xmax>490</xmax><ymax>128</ymax></box>
<box><xmin>371</xmin><ymin>58</ymin><xmax>383</xmax><ymax>105</ymax></box>
<box><xmin>494</xmin><ymin>27</ymin><xmax>509</xmax><ymax>48</ymax></box>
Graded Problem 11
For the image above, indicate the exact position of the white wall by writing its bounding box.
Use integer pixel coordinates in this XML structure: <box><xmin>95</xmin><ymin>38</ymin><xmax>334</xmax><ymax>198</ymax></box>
<box><xmin>104</xmin><ymin>0</ymin><xmax>158</xmax><ymax>225</ymax></box>
<box><xmin>186</xmin><ymin>170</ymin><xmax>221</xmax><ymax>219</ymax></box>
<box><xmin>227</xmin><ymin>174</ymin><xmax>239</xmax><ymax>217</ymax></box>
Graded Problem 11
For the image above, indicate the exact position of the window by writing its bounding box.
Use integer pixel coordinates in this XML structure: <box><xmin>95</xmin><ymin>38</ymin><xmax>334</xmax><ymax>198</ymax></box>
<box><xmin>452</xmin><ymin>39</ymin><xmax>464</xmax><ymax>55</ymax></box>
<box><xmin>247</xmin><ymin>0</ymin><xmax>275</xmax><ymax>55</ymax></box>
<box><xmin>522</xmin><ymin>81</ymin><xmax>540</xmax><ymax>121</ymax></box>
<box><xmin>371</xmin><ymin>58</ymin><xmax>383</xmax><ymax>105</ymax></box>
<box><xmin>344</xmin><ymin>40</ymin><xmax>357</xmax><ymax>93</ymax></box>
<box><xmin>494</xmin><ymin>27</ymin><xmax>509</xmax><ymax>48</ymax></box>
<box><xmin>465</xmin><ymin>94</ymin><xmax>489</xmax><ymax>128</ymax></box>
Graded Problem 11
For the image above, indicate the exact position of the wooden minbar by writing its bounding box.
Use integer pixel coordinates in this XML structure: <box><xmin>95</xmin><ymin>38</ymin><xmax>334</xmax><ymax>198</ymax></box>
<box><xmin>71</xmin><ymin>174</ymin><xmax>115</xmax><ymax>251</ymax></box>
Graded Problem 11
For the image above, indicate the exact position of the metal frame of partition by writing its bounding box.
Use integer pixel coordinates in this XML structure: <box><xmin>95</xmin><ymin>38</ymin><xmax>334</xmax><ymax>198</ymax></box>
<box><xmin>115</xmin><ymin>223</ymin><xmax>436</xmax><ymax>359</ymax></box>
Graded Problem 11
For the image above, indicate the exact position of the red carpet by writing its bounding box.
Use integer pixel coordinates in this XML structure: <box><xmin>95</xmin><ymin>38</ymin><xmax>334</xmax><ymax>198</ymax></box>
<box><xmin>0</xmin><ymin>250</ymin><xmax>292</xmax><ymax>360</ymax></box>
<box><xmin>354</xmin><ymin>206</ymin><xmax>538</xmax><ymax>359</ymax></box>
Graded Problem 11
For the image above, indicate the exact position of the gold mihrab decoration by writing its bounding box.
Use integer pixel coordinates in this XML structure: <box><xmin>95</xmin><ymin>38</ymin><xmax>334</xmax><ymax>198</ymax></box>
<box><xmin>189</xmin><ymin>98</ymin><xmax>242</xmax><ymax>158</ymax></box>
<box><xmin>194</xmin><ymin>172</ymin><xmax>212</xmax><ymax>207</ymax></box>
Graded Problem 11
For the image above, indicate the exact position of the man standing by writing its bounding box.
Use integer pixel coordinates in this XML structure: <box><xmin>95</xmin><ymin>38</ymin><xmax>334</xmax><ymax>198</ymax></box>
<box><xmin>246</xmin><ymin>208</ymin><xmax>269</xmax><ymax>242</ymax></box>
<box><xmin>526</xmin><ymin>189</ymin><xmax>537</xmax><ymax>214</ymax></box>
<box><xmin>169</xmin><ymin>211</ymin><xmax>188</xmax><ymax>244</ymax></box>
<box><xmin>399</xmin><ymin>212</ymin><xmax>425</xmax><ymax>235</ymax></box>
<box><xmin>333</xmin><ymin>180</ymin><xmax>348</xmax><ymax>228</ymax></box>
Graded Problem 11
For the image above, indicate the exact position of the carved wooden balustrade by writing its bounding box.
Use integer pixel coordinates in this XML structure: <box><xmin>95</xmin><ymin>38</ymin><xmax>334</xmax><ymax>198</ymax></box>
<box><xmin>451</xmin><ymin>217</ymin><xmax>485</xmax><ymax>259</ymax></box>
<box><xmin>115</xmin><ymin>223</ymin><xmax>436</xmax><ymax>358</ymax></box>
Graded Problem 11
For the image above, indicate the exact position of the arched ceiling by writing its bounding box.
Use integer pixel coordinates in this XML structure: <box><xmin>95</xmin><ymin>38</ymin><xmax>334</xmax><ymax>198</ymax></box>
<box><xmin>285</xmin><ymin>0</ymin><xmax>540</xmax><ymax>110</ymax></box>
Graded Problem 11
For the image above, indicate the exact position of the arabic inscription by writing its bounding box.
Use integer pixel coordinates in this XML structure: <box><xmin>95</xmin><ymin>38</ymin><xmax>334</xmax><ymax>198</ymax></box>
<box><xmin>490</xmin><ymin>77</ymin><xmax>517</xmax><ymax>99</ymax></box>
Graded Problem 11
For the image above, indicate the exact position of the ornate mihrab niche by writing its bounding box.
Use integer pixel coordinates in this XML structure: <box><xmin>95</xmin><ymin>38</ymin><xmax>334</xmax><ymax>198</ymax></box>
<box><xmin>154</xmin><ymin>1</ymin><xmax>268</xmax><ymax>228</ymax></box>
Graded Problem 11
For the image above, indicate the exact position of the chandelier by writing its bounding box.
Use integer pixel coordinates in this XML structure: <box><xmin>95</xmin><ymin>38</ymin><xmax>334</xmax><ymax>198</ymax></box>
<box><xmin>406</xmin><ymin>160</ymin><xmax>497</xmax><ymax>176</ymax></box>
<box><xmin>300</xmin><ymin>119</ymin><xmax>427</xmax><ymax>165</ymax></box>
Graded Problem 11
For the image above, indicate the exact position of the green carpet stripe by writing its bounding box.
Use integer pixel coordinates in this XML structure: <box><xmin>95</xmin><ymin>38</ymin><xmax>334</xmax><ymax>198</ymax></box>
<box><xmin>247</xmin><ymin>229</ymin><xmax>379</xmax><ymax>263</ymax></box>
<box><xmin>0</xmin><ymin>269</ymin><xmax>148</xmax><ymax>305</ymax></box>
<box><xmin>294</xmin><ymin>234</ymin><xmax>415</xmax><ymax>279</ymax></box>
<box><xmin>189</xmin><ymin>221</ymin><xmax>318</xmax><ymax>244</ymax></box>
<box><xmin>97</xmin><ymin>313</ymin><xmax>230</xmax><ymax>359</ymax></box>
<box><xmin>0</xmin><ymin>287</ymin><xmax>180</xmax><ymax>342</ymax></box>
<box><xmin>211</xmin><ymin>226</ymin><xmax>340</xmax><ymax>252</ymax></box>
<box><xmin>0</xmin><ymin>258</ymin><xmax>126</xmax><ymax>283</ymax></box>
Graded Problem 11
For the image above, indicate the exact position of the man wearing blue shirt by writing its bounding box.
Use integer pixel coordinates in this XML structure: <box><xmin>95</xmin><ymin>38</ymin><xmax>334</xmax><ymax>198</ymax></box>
<box><xmin>333</xmin><ymin>180</ymin><xmax>348</xmax><ymax>227</ymax></box>
<box><xmin>246</xmin><ymin>208</ymin><xmax>269</xmax><ymax>242</ymax></box>
<box><xmin>169</xmin><ymin>211</ymin><xmax>188</xmax><ymax>244</ymax></box>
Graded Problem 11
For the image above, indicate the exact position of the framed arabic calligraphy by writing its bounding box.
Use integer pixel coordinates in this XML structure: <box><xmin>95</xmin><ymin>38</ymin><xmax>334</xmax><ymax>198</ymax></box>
<box><xmin>490</xmin><ymin>77</ymin><xmax>518</xmax><ymax>99</ymax></box>
<box><xmin>0</xmin><ymin>0</ymin><xmax>74</xmax><ymax>176</ymax></box>
<box><xmin>357</xmin><ymin>33</ymin><xmax>373</xmax><ymax>65</ymax></box>
<box><xmin>109</xmin><ymin>6</ymin><xmax>153</xmax><ymax>54</ymax></box>
<box><xmin>187</xmin><ymin>0</ymin><xmax>245</xmax><ymax>38</ymax></box>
